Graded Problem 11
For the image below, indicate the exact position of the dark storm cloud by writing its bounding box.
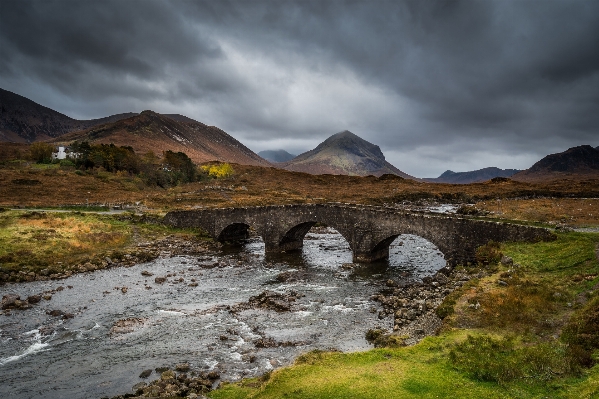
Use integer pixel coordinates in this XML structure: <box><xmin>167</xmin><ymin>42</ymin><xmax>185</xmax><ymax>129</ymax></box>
<box><xmin>0</xmin><ymin>0</ymin><xmax>223</xmax><ymax>100</ymax></box>
<box><xmin>1</xmin><ymin>0</ymin><xmax>598</xmax><ymax>176</ymax></box>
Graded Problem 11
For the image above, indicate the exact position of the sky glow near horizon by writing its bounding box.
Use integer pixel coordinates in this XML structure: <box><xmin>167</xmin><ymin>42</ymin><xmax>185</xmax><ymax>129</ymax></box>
<box><xmin>1</xmin><ymin>0</ymin><xmax>598</xmax><ymax>177</ymax></box>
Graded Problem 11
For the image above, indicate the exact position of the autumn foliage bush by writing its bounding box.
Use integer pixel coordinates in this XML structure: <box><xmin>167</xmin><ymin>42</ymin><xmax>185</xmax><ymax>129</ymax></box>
<box><xmin>201</xmin><ymin>163</ymin><xmax>234</xmax><ymax>179</ymax></box>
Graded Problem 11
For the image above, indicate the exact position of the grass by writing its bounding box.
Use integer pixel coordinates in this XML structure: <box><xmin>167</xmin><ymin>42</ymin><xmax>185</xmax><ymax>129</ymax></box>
<box><xmin>0</xmin><ymin>210</ymin><xmax>127</xmax><ymax>273</ymax></box>
<box><xmin>0</xmin><ymin>210</ymin><xmax>208</xmax><ymax>278</ymax></box>
<box><xmin>476</xmin><ymin>198</ymin><xmax>599</xmax><ymax>227</ymax></box>
<box><xmin>210</xmin><ymin>334</ymin><xmax>591</xmax><ymax>399</ymax></box>
<box><xmin>209</xmin><ymin>231</ymin><xmax>599</xmax><ymax>399</ymax></box>
<box><xmin>2</xmin><ymin>161</ymin><xmax>599</xmax><ymax>213</ymax></box>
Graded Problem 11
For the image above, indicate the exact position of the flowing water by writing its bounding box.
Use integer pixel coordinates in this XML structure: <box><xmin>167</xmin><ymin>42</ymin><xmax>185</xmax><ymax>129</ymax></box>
<box><xmin>0</xmin><ymin>229</ymin><xmax>445</xmax><ymax>399</ymax></box>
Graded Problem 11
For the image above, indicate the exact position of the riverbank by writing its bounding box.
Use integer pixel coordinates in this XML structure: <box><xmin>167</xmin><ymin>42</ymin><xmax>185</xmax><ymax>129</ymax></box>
<box><xmin>0</xmin><ymin>209</ymin><xmax>213</xmax><ymax>286</ymax></box>
<box><xmin>206</xmin><ymin>231</ymin><xmax>599</xmax><ymax>399</ymax></box>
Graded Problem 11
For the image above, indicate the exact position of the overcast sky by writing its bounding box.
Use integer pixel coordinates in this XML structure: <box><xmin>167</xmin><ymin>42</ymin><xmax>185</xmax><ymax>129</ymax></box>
<box><xmin>1</xmin><ymin>0</ymin><xmax>598</xmax><ymax>177</ymax></box>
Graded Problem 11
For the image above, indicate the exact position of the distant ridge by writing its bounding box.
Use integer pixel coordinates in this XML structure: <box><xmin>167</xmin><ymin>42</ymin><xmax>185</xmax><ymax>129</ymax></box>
<box><xmin>53</xmin><ymin>110</ymin><xmax>271</xmax><ymax>167</ymax></box>
<box><xmin>424</xmin><ymin>167</ymin><xmax>521</xmax><ymax>184</ymax></box>
<box><xmin>280</xmin><ymin>130</ymin><xmax>414</xmax><ymax>179</ymax></box>
<box><xmin>512</xmin><ymin>145</ymin><xmax>599</xmax><ymax>182</ymax></box>
<box><xmin>258</xmin><ymin>149</ymin><xmax>296</xmax><ymax>163</ymax></box>
<box><xmin>0</xmin><ymin>88</ymin><xmax>135</xmax><ymax>143</ymax></box>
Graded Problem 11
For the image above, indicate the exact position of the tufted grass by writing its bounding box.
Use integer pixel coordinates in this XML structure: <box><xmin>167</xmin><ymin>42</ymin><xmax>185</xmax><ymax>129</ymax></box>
<box><xmin>0</xmin><ymin>210</ymin><xmax>207</xmax><ymax>276</ymax></box>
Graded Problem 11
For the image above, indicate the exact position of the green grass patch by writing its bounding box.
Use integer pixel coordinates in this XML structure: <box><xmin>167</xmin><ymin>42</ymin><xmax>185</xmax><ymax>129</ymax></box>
<box><xmin>209</xmin><ymin>334</ymin><xmax>581</xmax><ymax>399</ymax></box>
<box><xmin>504</xmin><ymin>232</ymin><xmax>599</xmax><ymax>278</ymax></box>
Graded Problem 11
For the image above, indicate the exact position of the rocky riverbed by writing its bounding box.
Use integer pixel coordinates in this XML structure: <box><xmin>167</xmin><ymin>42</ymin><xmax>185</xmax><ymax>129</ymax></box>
<box><xmin>2</xmin><ymin>228</ymin><xmax>450</xmax><ymax>399</ymax></box>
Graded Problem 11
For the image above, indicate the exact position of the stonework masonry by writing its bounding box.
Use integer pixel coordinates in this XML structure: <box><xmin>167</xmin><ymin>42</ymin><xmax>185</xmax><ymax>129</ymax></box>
<box><xmin>164</xmin><ymin>204</ymin><xmax>555</xmax><ymax>266</ymax></box>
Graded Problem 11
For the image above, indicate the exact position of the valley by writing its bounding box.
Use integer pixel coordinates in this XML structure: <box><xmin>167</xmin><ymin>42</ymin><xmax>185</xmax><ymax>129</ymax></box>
<box><xmin>1</xmin><ymin>90</ymin><xmax>599</xmax><ymax>399</ymax></box>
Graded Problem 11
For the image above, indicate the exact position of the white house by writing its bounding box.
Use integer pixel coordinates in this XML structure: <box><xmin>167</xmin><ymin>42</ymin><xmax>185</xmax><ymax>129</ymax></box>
<box><xmin>52</xmin><ymin>145</ymin><xmax>80</xmax><ymax>160</ymax></box>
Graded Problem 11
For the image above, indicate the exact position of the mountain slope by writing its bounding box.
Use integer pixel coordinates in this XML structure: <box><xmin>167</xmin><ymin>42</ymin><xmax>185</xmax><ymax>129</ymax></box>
<box><xmin>258</xmin><ymin>150</ymin><xmax>296</xmax><ymax>163</ymax></box>
<box><xmin>424</xmin><ymin>167</ymin><xmax>521</xmax><ymax>184</ymax></box>
<box><xmin>512</xmin><ymin>145</ymin><xmax>599</xmax><ymax>182</ymax></box>
<box><xmin>54</xmin><ymin>111</ymin><xmax>271</xmax><ymax>167</ymax></box>
<box><xmin>0</xmin><ymin>88</ymin><xmax>135</xmax><ymax>143</ymax></box>
<box><xmin>280</xmin><ymin>131</ymin><xmax>414</xmax><ymax>178</ymax></box>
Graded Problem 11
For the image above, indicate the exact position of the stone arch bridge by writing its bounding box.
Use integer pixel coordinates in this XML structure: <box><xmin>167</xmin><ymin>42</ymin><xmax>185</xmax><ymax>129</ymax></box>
<box><xmin>164</xmin><ymin>204</ymin><xmax>555</xmax><ymax>266</ymax></box>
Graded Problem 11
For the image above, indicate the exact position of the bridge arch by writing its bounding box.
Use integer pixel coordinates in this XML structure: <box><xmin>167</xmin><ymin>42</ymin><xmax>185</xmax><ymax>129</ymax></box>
<box><xmin>278</xmin><ymin>221</ymin><xmax>355</xmax><ymax>253</ymax></box>
<box><xmin>366</xmin><ymin>229</ymin><xmax>452</xmax><ymax>264</ymax></box>
<box><xmin>279</xmin><ymin>221</ymin><xmax>316</xmax><ymax>251</ymax></box>
<box><xmin>217</xmin><ymin>222</ymin><xmax>251</xmax><ymax>243</ymax></box>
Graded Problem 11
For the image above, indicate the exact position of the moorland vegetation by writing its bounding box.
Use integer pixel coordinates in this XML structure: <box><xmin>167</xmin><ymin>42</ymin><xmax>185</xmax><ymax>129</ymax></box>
<box><xmin>1</xmin><ymin>141</ymin><xmax>599</xmax><ymax>398</ymax></box>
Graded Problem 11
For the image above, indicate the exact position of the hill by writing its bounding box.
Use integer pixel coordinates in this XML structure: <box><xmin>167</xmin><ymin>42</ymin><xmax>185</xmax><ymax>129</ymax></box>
<box><xmin>54</xmin><ymin>111</ymin><xmax>271</xmax><ymax>167</ymax></box>
<box><xmin>258</xmin><ymin>149</ymin><xmax>296</xmax><ymax>163</ymax></box>
<box><xmin>0</xmin><ymin>88</ymin><xmax>135</xmax><ymax>143</ymax></box>
<box><xmin>280</xmin><ymin>131</ymin><xmax>414</xmax><ymax>178</ymax></box>
<box><xmin>512</xmin><ymin>145</ymin><xmax>599</xmax><ymax>182</ymax></box>
<box><xmin>424</xmin><ymin>167</ymin><xmax>521</xmax><ymax>184</ymax></box>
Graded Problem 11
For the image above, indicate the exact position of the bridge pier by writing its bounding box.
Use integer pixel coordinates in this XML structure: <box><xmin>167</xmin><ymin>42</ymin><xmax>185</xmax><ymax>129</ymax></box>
<box><xmin>353</xmin><ymin>248</ymin><xmax>390</xmax><ymax>263</ymax></box>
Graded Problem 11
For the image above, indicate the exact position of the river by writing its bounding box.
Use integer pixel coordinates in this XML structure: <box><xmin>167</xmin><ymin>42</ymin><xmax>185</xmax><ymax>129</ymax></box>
<box><xmin>0</xmin><ymin>228</ymin><xmax>445</xmax><ymax>398</ymax></box>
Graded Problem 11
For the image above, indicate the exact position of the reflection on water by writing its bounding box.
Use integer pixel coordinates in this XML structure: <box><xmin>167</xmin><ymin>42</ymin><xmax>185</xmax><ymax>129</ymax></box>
<box><xmin>0</xmin><ymin>228</ymin><xmax>445</xmax><ymax>399</ymax></box>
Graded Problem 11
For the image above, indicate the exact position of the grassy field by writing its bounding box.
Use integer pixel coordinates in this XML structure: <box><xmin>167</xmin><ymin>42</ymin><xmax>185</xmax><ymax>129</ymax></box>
<box><xmin>475</xmin><ymin>198</ymin><xmax>599</xmax><ymax>227</ymax></box>
<box><xmin>2</xmin><ymin>161</ymin><xmax>599</xmax><ymax>220</ymax></box>
<box><xmin>0</xmin><ymin>209</ymin><xmax>208</xmax><ymax>280</ymax></box>
<box><xmin>208</xmin><ymin>231</ymin><xmax>599</xmax><ymax>399</ymax></box>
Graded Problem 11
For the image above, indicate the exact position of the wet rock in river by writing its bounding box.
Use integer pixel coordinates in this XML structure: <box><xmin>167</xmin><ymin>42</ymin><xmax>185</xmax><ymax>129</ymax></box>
<box><xmin>109</xmin><ymin>317</ymin><xmax>147</xmax><ymax>335</ymax></box>
<box><xmin>141</xmin><ymin>270</ymin><xmax>153</xmax><ymax>276</ymax></box>
<box><xmin>254</xmin><ymin>337</ymin><xmax>307</xmax><ymax>348</ymax></box>
<box><xmin>139</xmin><ymin>369</ymin><xmax>153</xmax><ymax>379</ymax></box>
<box><xmin>132</xmin><ymin>381</ymin><xmax>146</xmax><ymax>391</ymax></box>
<box><xmin>160</xmin><ymin>369</ymin><xmax>175</xmax><ymax>380</ymax></box>
<box><xmin>230</xmin><ymin>290</ymin><xmax>303</xmax><ymax>313</ymax></box>
<box><xmin>175</xmin><ymin>363</ymin><xmax>190</xmax><ymax>372</ymax></box>
<box><xmin>2</xmin><ymin>294</ymin><xmax>20</xmax><ymax>309</ymax></box>
<box><xmin>275</xmin><ymin>271</ymin><xmax>297</xmax><ymax>282</ymax></box>
<box><xmin>47</xmin><ymin>309</ymin><xmax>64</xmax><ymax>317</ymax></box>
<box><xmin>155</xmin><ymin>276</ymin><xmax>167</xmax><ymax>284</ymax></box>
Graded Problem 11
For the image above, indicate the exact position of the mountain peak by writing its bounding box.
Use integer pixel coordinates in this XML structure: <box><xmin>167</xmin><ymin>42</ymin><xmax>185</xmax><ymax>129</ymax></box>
<box><xmin>280</xmin><ymin>131</ymin><xmax>413</xmax><ymax>178</ymax></box>
<box><xmin>512</xmin><ymin>145</ymin><xmax>599</xmax><ymax>182</ymax></box>
<box><xmin>0</xmin><ymin>88</ymin><xmax>135</xmax><ymax>143</ymax></box>
<box><xmin>439</xmin><ymin>170</ymin><xmax>456</xmax><ymax>178</ymax></box>
<box><xmin>313</xmin><ymin>130</ymin><xmax>386</xmax><ymax>162</ymax></box>
<box><xmin>51</xmin><ymin>110</ymin><xmax>270</xmax><ymax>167</ymax></box>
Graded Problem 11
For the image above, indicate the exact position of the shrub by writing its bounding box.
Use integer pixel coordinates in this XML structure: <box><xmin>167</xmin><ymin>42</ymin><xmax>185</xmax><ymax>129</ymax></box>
<box><xmin>449</xmin><ymin>335</ymin><xmax>578</xmax><ymax>384</ymax></box>
<box><xmin>163</xmin><ymin>150</ymin><xmax>197</xmax><ymax>183</ymax></box>
<box><xmin>60</xmin><ymin>159</ymin><xmax>75</xmax><ymax>167</ymax></box>
<box><xmin>475</xmin><ymin>240</ymin><xmax>503</xmax><ymax>266</ymax></box>
<box><xmin>201</xmin><ymin>163</ymin><xmax>234</xmax><ymax>179</ymax></box>
<box><xmin>561</xmin><ymin>295</ymin><xmax>599</xmax><ymax>367</ymax></box>
<box><xmin>365</xmin><ymin>328</ymin><xmax>408</xmax><ymax>348</ymax></box>
<box><xmin>29</xmin><ymin>142</ymin><xmax>54</xmax><ymax>163</ymax></box>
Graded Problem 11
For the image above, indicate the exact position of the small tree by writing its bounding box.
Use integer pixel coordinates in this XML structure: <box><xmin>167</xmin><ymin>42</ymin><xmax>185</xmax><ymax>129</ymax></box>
<box><xmin>201</xmin><ymin>163</ymin><xmax>234</xmax><ymax>179</ymax></box>
<box><xmin>29</xmin><ymin>142</ymin><xmax>54</xmax><ymax>163</ymax></box>
<box><xmin>163</xmin><ymin>150</ymin><xmax>197</xmax><ymax>183</ymax></box>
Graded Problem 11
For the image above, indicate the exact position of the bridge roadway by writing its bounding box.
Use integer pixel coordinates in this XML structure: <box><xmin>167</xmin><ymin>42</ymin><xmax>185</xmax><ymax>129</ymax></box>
<box><xmin>164</xmin><ymin>203</ymin><xmax>555</xmax><ymax>266</ymax></box>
